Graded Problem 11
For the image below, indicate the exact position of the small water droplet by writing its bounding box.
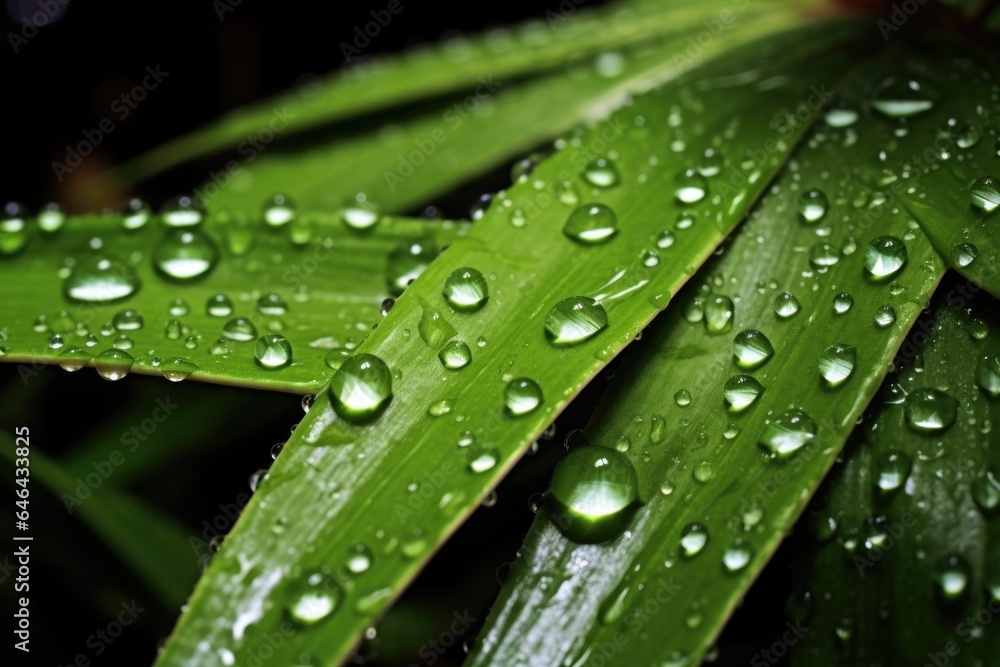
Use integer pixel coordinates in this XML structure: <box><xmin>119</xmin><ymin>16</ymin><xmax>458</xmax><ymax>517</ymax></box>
<box><xmin>153</xmin><ymin>229</ymin><xmax>218</xmax><ymax>281</ymax></box>
<box><xmin>972</xmin><ymin>470</ymin><xmax>1000</xmax><ymax>513</ymax></box>
<box><xmin>723</xmin><ymin>540</ymin><xmax>753</xmax><ymax>573</ymax></box>
<box><xmin>112</xmin><ymin>309</ymin><xmax>144</xmax><ymax>331</ymax></box>
<box><xmin>581</xmin><ymin>158</ymin><xmax>620</xmax><ymax>188</ymax></box>
<box><xmin>94</xmin><ymin>349</ymin><xmax>134</xmax><ymax>381</ymax></box>
<box><xmin>122</xmin><ymin>198</ymin><xmax>152</xmax><ymax>230</ymax></box>
<box><xmin>257</xmin><ymin>293</ymin><xmax>288</xmax><ymax>316</ymax></box>
<box><xmin>222</xmin><ymin>317</ymin><xmax>257</xmax><ymax>342</ymax></box>
<box><xmin>286</xmin><ymin>570</ymin><xmax>342</xmax><ymax>625</ymax></box>
<box><xmin>951</xmin><ymin>242</ymin><xmax>978</xmax><ymax>268</ymax></box>
<box><xmin>875</xmin><ymin>304</ymin><xmax>896</xmax><ymax>328</ymax></box>
<box><xmin>970</xmin><ymin>176</ymin><xmax>1000</xmax><ymax>214</ymax></box>
<box><xmin>799</xmin><ymin>189</ymin><xmax>829</xmax><ymax>224</ymax></box>
<box><xmin>773</xmin><ymin>292</ymin><xmax>800</xmax><ymax>319</ymax></box>
<box><xmin>874</xmin><ymin>450</ymin><xmax>911</xmax><ymax>493</ymax></box>
<box><xmin>674</xmin><ymin>389</ymin><xmax>692</xmax><ymax>407</ymax></box>
<box><xmin>439</xmin><ymin>341</ymin><xmax>472</xmax><ymax>369</ymax></box>
<box><xmin>871</xmin><ymin>76</ymin><xmax>934</xmax><ymax>118</ymax></box>
<box><xmin>976</xmin><ymin>356</ymin><xmax>1000</xmax><ymax>397</ymax></box>
<box><xmin>37</xmin><ymin>202</ymin><xmax>65</xmax><ymax>232</ymax></box>
<box><xmin>263</xmin><ymin>193</ymin><xmax>296</xmax><ymax>227</ymax></box>
<box><xmin>680</xmin><ymin>523</ymin><xmax>709</xmax><ymax>557</ymax></box>
<box><xmin>206</xmin><ymin>294</ymin><xmax>234</xmax><ymax>317</ymax></box>
<box><xmin>933</xmin><ymin>555</ymin><xmax>971</xmax><ymax>600</ymax></box>
<box><xmin>674</xmin><ymin>169</ymin><xmax>708</xmax><ymax>204</ymax></box>
<box><xmin>160</xmin><ymin>195</ymin><xmax>205</xmax><ymax>227</ymax></box>
<box><xmin>64</xmin><ymin>255</ymin><xmax>140</xmax><ymax>303</ymax></box>
<box><xmin>704</xmin><ymin>295</ymin><xmax>734</xmax><ymax>334</ymax></box>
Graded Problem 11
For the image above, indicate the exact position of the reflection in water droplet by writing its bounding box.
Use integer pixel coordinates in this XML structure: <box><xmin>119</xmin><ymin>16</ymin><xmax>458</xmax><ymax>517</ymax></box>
<box><xmin>443</xmin><ymin>267</ymin><xmax>488</xmax><ymax>310</ymax></box>
<box><xmin>153</xmin><ymin>229</ymin><xmax>218</xmax><ymax>281</ymax></box>
<box><xmin>545</xmin><ymin>296</ymin><xmax>608</xmax><ymax>346</ymax></box>
<box><xmin>733</xmin><ymin>329</ymin><xmax>774</xmax><ymax>369</ymax></box>
<box><xmin>504</xmin><ymin>378</ymin><xmax>543</xmax><ymax>415</ymax></box>
<box><xmin>329</xmin><ymin>354</ymin><xmax>393</xmax><ymax>421</ymax></box>
<box><xmin>548</xmin><ymin>444</ymin><xmax>639</xmax><ymax>543</ymax></box>
<box><xmin>286</xmin><ymin>570</ymin><xmax>342</xmax><ymax>625</ymax></box>
<box><xmin>724</xmin><ymin>374</ymin><xmax>763</xmax><ymax>412</ymax></box>
<box><xmin>582</xmin><ymin>158</ymin><xmax>620</xmax><ymax>188</ymax></box>
<box><xmin>773</xmin><ymin>292</ymin><xmax>800</xmax><ymax>319</ymax></box>
<box><xmin>951</xmin><ymin>242</ymin><xmax>978</xmax><ymax>268</ymax></box>
<box><xmin>680</xmin><ymin>523</ymin><xmax>709</xmax><ymax>557</ymax></box>
<box><xmin>439</xmin><ymin>341</ymin><xmax>472</xmax><ymax>370</ymax></box>
<box><xmin>564</xmin><ymin>204</ymin><xmax>618</xmax><ymax>244</ymax></box>
<box><xmin>875</xmin><ymin>305</ymin><xmax>896</xmax><ymax>328</ymax></box>
<box><xmin>222</xmin><ymin>317</ymin><xmax>257</xmax><ymax>342</ymax></box>
<box><xmin>94</xmin><ymin>349</ymin><xmax>134</xmax><ymax>381</ymax></box>
<box><xmin>758</xmin><ymin>409</ymin><xmax>817</xmax><ymax>460</ymax></box>
<box><xmin>818</xmin><ymin>344</ymin><xmax>856</xmax><ymax>387</ymax></box>
<box><xmin>799</xmin><ymin>190</ymin><xmax>829</xmax><ymax>224</ymax></box>
<box><xmin>263</xmin><ymin>193</ymin><xmax>296</xmax><ymax>227</ymax></box>
<box><xmin>255</xmin><ymin>334</ymin><xmax>293</xmax><ymax>369</ymax></box>
<box><xmin>904</xmin><ymin>388</ymin><xmax>957</xmax><ymax>433</ymax></box>
<box><xmin>864</xmin><ymin>236</ymin><xmax>907</xmax><ymax>279</ymax></box>
<box><xmin>970</xmin><ymin>177</ymin><xmax>1000</xmax><ymax>214</ymax></box>
<box><xmin>933</xmin><ymin>555</ymin><xmax>971</xmax><ymax>601</ymax></box>
<box><xmin>871</xmin><ymin>76</ymin><xmax>934</xmax><ymax>118</ymax></box>
<box><xmin>874</xmin><ymin>451</ymin><xmax>911</xmax><ymax>493</ymax></box>
<box><xmin>64</xmin><ymin>256</ymin><xmax>140</xmax><ymax>303</ymax></box>
<box><xmin>674</xmin><ymin>169</ymin><xmax>708</xmax><ymax>204</ymax></box>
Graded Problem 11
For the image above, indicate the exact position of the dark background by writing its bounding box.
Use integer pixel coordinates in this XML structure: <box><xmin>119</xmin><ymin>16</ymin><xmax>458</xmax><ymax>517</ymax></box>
<box><xmin>1</xmin><ymin>1</ymin><xmax>796</xmax><ymax>665</ymax></box>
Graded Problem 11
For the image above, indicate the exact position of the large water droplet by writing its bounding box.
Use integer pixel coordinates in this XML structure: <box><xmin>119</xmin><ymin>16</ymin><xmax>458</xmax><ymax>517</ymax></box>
<box><xmin>864</xmin><ymin>236</ymin><xmax>907</xmax><ymax>280</ymax></box>
<box><xmin>904</xmin><ymin>388</ymin><xmax>957</xmax><ymax>434</ymax></box>
<box><xmin>207</xmin><ymin>294</ymin><xmax>234</xmax><ymax>317</ymax></box>
<box><xmin>951</xmin><ymin>242</ymin><xmax>978</xmax><ymax>268</ymax></box>
<box><xmin>255</xmin><ymin>334</ymin><xmax>293</xmax><ymax>369</ymax></box>
<box><xmin>758</xmin><ymin>409</ymin><xmax>817</xmax><ymax>460</ymax></box>
<box><xmin>439</xmin><ymin>341</ymin><xmax>472</xmax><ymax>369</ymax></box>
<box><xmin>875</xmin><ymin>305</ymin><xmax>896</xmax><ymax>328</ymax></box>
<box><xmin>548</xmin><ymin>444</ymin><xmax>639</xmax><ymax>543</ymax></box>
<box><xmin>723</xmin><ymin>540</ymin><xmax>753</xmax><ymax>573</ymax></box>
<box><xmin>222</xmin><ymin>317</ymin><xmax>257</xmax><ymax>342</ymax></box>
<box><xmin>94</xmin><ymin>349</ymin><xmax>134</xmax><ymax>381</ymax></box>
<box><xmin>545</xmin><ymin>296</ymin><xmax>608</xmax><ymax>346</ymax></box>
<box><xmin>443</xmin><ymin>267</ymin><xmax>488</xmax><ymax>310</ymax></box>
<box><xmin>153</xmin><ymin>229</ymin><xmax>218</xmax><ymax>281</ymax></box>
<box><xmin>37</xmin><ymin>202</ymin><xmax>65</xmax><ymax>233</ymax></box>
<box><xmin>286</xmin><ymin>570</ymin><xmax>342</xmax><ymax>625</ymax></box>
<box><xmin>724</xmin><ymin>374</ymin><xmax>763</xmax><ymax>412</ymax></box>
<box><xmin>112</xmin><ymin>309</ymin><xmax>144</xmax><ymax>331</ymax></box>
<box><xmin>976</xmin><ymin>356</ymin><xmax>1000</xmax><ymax>397</ymax></box>
<box><xmin>799</xmin><ymin>189</ymin><xmax>829</xmax><ymax>224</ymax></box>
<box><xmin>733</xmin><ymin>329</ymin><xmax>774</xmax><ymax>369</ymax></box>
<box><xmin>64</xmin><ymin>255</ymin><xmax>140</xmax><ymax>304</ymax></box>
<box><xmin>329</xmin><ymin>354</ymin><xmax>393</xmax><ymax>421</ymax></box>
<box><xmin>122</xmin><ymin>198</ymin><xmax>152</xmax><ymax>230</ymax></box>
<box><xmin>257</xmin><ymin>293</ymin><xmax>288</xmax><ymax>316</ymax></box>
<box><xmin>972</xmin><ymin>470</ymin><xmax>1000</xmax><ymax>513</ymax></box>
<box><xmin>504</xmin><ymin>378</ymin><xmax>542</xmax><ymax>415</ymax></box>
<box><xmin>819</xmin><ymin>344</ymin><xmax>856</xmax><ymax>387</ymax></box>
<box><xmin>969</xmin><ymin>176</ymin><xmax>1000</xmax><ymax>214</ymax></box>
<box><xmin>564</xmin><ymin>204</ymin><xmax>618</xmax><ymax>244</ymax></box>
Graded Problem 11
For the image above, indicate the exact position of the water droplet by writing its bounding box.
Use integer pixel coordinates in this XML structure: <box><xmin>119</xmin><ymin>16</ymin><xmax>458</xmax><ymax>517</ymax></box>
<box><xmin>819</xmin><ymin>344</ymin><xmax>856</xmax><ymax>387</ymax></box>
<box><xmin>263</xmin><ymin>193</ymin><xmax>296</xmax><ymax>227</ymax></box>
<box><xmin>257</xmin><ymin>293</ymin><xmax>288</xmax><ymax>316</ymax></box>
<box><xmin>286</xmin><ymin>570</ymin><xmax>341</xmax><ymax>625</ymax></box>
<box><xmin>37</xmin><ymin>202</ymin><xmax>65</xmax><ymax>233</ymax></box>
<box><xmin>972</xmin><ymin>470</ymin><xmax>1000</xmax><ymax>513</ymax></box>
<box><xmin>758</xmin><ymin>409</ymin><xmax>817</xmax><ymax>460</ymax></box>
<box><xmin>548</xmin><ymin>444</ymin><xmax>638</xmax><ymax>543</ymax></box>
<box><xmin>874</xmin><ymin>305</ymin><xmax>896</xmax><ymax>328</ymax></box>
<box><xmin>976</xmin><ymin>356</ymin><xmax>1000</xmax><ymax>397</ymax></box>
<box><xmin>773</xmin><ymin>292</ymin><xmax>800</xmax><ymax>319</ymax></box>
<box><xmin>467</xmin><ymin>448</ymin><xmax>500</xmax><ymax>473</ymax></box>
<box><xmin>122</xmin><ymin>198</ymin><xmax>152</xmax><ymax>230</ymax></box>
<box><xmin>724</xmin><ymin>374</ymin><xmax>763</xmax><ymax>412</ymax></box>
<box><xmin>824</xmin><ymin>105</ymin><xmax>858</xmax><ymax>127</ymax></box>
<box><xmin>693</xmin><ymin>461</ymin><xmax>713</xmax><ymax>482</ymax></box>
<box><xmin>341</xmin><ymin>202</ymin><xmax>380</xmax><ymax>230</ymax></box>
<box><xmin>443</xmin><ymin>267</ymin><xmax>488</xmax><ymax>310</ymax></box>
<box><xmin>504</xmin><ymin>378</ymin><xmax>542</xmax><ymax>415</ymax></box>
<box><xmin>564</xmin><ymin>203</ymin><xmax>618</xmax><ymax>244</ymax></box>
<box><xmin>379</xmin><ymin>298</ymin><xmax>394</xmax><ymax>318</ymax></box>
<box><xmin>58</xmin><ymin>347</ymin><xmax>89</xmax><ymax>372</ymax></box>
<box><xmin>168</xmin><ymin>298</ymin><xmax>189</xmax><ymax>316</ymax></box>
<box><xmin>864</xmin><ymin>236</ymin><xmax>907</xmax><ymax>280</ymax></box>
<box><xmin>94</xmin><ymin>349</ymin><xmax>134</xmax><ymax>381</ymax></box>
<box><xmin>723</xmin><ymin>540</ymin><xmax>753</xmax><ymax>572</ymax></box>
<box><xmin>346</xmin><ymin>545</ymin><xmax>372</xmax><ymax>574</ymax></box>
<box><xmin>951</xmin><ymin>242</ymin><xmax>978</xmax><ymax>268</ymax></box>
<box><xmin>255</xmin><ymin>334</ymin><xmax>293</xmax><ymax>369</ymax></box>
<box><xmin>675</xmin><ymin>389</ymin><xmax>692</xmax><ymax>407</ymax></box>
<box><xmin>970</xmin><ymin>176</ymin><xmax>1000</xmax><ymax>214</ymax></box>
<box><xmin>674</xmin><ymin>169</ymin><xmax>708</xmax><ymax>204</ymax></box>
<box><xmin>64</xmin><ymin>255</ymin><xmax>140</xmax><ymax>303</ymax></box>
<box><xmin>160</xmin><ymin>195</ymin><xmax>205</xmax><ymax>227</ymax></box>
<box><xmin>810</xmin><ymin>243</ymin><xmax>840</xmax><ymax>268</ymax></box>
<box><xmin>656</xmin><ymin>230</ymin><xmax>675</xmax><ymax>249</ymax></box>
<box><xmin>112</xmin><ymin>309</ymin><xmax>144</xmax><ymax>331</ymax></box>
<box><xmin>733</xmin><ymin>329</ymin><xmax>774</xmax><ymax>369</ymax></box>
<box><xmin>874</xmin><ymin>450</ymin><xmax>911</xmax><ymax>493</ymax></box>
<box><xmin>222</xmin><ymin>317</ymin><xmax>257</xmax><ymax>342</ymax></box>
<box><xmin>162</xmin><ymin>358</ymin><xmax>197</xmax><ymax>382</ymax></box>
<box><xmin>329</xmin><ymin>354</ymin><xmax>393</xmax><ymax>421</ymax></box>
<box><xmin>697</xmin><ymin>149</ymin><xmax>723</xmax><ymax>177</ymax></box>
<box><xmin>206</xmin><ymin>294</ymin><xmax>234</xmax><ymax>317</ymax></box>
<box><xmin>704</xmin><ymin>295</ymin><xmax>734</xmax><ymax>334</ymax></box>
<box><xmin>799</xmin><ymin>189</ymin><xmax>829</xmax><ymax>224</ymax></box>
<box><xmin>153</xmin><ymin>229</ymin><xmax>218</xmax><ymax>281</ymax></box>
<box><xmin>545</xmin><ymin>296</ymin><xmax>608</xmax><ymax>345</ymax></box>
<box><xmin>904</xmin><ymin>388</ymin><xmax>957</xmax><ymax>433</ymax></box>
<box><xmin>113</xmin><ymin>334</ymin><xmax>134</xmax><ymax>350</ymax></box>
<box><xmin>581</xmin><ymin>158</ymin><xmax>620</xmax><ymax>188</ymax></box>
<box><xmin>871</xmin><ymin>76</ymin><xmax>934</xmax><ymax>118</ymax></box>
<box><xmin>439</xmin><ymin>341</ymin><xmax>472</xmax><ymax>369</ymax></box>
<box><xmin>427</xmin><ymin>399</ymin><xmax>452</xmax><ymax>417</ymax></box>
<box><xmin>680</xmin><ymin>523</ymin><xmax>709</xmax><ymax>557</ymax></box>
<box><xmin>933</xmin><ymin>555</ymin><xmax>971</xmax><ymax>600</ymax></box>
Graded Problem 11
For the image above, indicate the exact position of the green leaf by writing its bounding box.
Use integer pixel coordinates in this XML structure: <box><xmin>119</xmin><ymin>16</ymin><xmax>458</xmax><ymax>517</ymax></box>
<box><xmin>201</xmin><ymin>8</ymin><xmax>802</xmax><ymax>215</ymax></box>
<box><xmin>0</xmin><ymin>431</ymin><xmax>197</xmax><ymax>609</ymax></box>
<box><xmin>0</xmin><ymin>213</ymin><xmax>464</xmax><ymax>393</ymax></box>
<box><xmin>790</xmin><ymin>289</ymin><xmax>1000</xmax><ymax>666</ymax></box>
<box><xmin>872</xmin><ymin>37</ymin><xmax>1000</xmax><ymax>298</ymax></box>
<box><xmin>154</xmin><ymin>22</ymin><xmax>867</xmax><ymax>667</ymax></box>
<box><xmin>466</xmin><ymin>42</ymin><xmax>970</xmax><ymax>667</ymax></box>
<box><xmin>114</xmin><ymin>0</ymin><xmax>793</xmax><ymax>186</ymax></box>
